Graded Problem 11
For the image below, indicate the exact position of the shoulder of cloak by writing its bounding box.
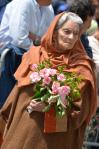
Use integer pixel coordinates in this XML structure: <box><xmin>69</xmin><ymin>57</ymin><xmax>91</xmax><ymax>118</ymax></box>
<box><xmin>14</xmin><ymin>46</ymin><xmax>41</xmax><ymax>86</ymax></box>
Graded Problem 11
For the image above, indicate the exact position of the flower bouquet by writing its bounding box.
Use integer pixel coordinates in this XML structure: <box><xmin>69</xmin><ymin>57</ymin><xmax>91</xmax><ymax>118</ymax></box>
<box><xmin>27</xmin><ymin>60</ymin><xmax>83</xmax><ymax>133</ymax></box>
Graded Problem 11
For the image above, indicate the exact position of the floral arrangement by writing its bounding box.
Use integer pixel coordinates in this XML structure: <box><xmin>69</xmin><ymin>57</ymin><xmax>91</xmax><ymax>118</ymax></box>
<box><xmin>27</xmin><ymin>60</ymin><xmax>83</xmax><ymax>118</ymax></box>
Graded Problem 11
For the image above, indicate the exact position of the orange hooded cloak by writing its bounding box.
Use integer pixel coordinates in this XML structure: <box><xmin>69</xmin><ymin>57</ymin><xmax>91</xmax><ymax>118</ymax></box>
<box><xmin>0</xmin><ymin>12</ymin><xmax>97</xmax><ymax>149</ymax></box>
<box><xmin>15</xmin><ymin>12</ymin><xmax>96</xmax><ymax>122</ymax></box>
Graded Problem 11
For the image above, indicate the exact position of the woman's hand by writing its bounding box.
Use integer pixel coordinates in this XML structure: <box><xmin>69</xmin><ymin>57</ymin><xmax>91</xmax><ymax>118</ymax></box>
<box><xmin>27</xmin><ymin>100</ymin><xmax>46</xmax><ymax>113</ymax></box>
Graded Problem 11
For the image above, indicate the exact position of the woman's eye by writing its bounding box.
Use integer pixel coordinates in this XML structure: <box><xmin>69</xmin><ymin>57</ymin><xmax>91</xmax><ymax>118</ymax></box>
<box><xmin>73</xmin><ymin>32</ymin><xmax>79</xmax><ymax>36</ymax></box>
<box><xmin>63</xmin><ymin>30</ymin><xmax>79</xmax><ymax>36</ymax></box>
<box><xmin>64</xmin><ymin>30</ymin><xmax>71</xmax><ymax>34</ymax></box>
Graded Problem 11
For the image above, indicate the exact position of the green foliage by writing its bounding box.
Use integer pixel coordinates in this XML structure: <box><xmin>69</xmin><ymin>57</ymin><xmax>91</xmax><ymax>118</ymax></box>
<box><xmin>36</xmin><ymin>59</ymin><xmax>52</xmax><ymax>71</ymax></box>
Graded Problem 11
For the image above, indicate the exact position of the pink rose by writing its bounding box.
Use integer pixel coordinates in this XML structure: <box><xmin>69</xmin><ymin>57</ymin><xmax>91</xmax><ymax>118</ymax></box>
<box><xmin>40</xmin><ymin>68</ymin><xmax>50</xmax><ymax>78</ymax></box>
<box><xmin>57</xmin><ymin>73</ymin><xmax>66</xmax><ymax>81</ymax></box>
<box><xmin>30</xmin><ymin>72</ymin><xmax>41</xmax><ymax>83</ymax></box>
<box><xmin>60</xmin><ymin>95</ymin><xmax>67</xmax><ymax>108</ymax></box>
<box><xmin>58</xmin><ymin>86</ymin><xmax>70</xmax><ymax>108</ymax></box>
<box><xmin>58</xmin><ymin>86</ymin><xmax>70</xmax><ymax>96</ymax></box>
<box><xmin>43</xmin><ymin>76</ymin><xmax>52</xmax><ymax>85</ymax></box>
<box><xmin>49</xmin><ymin>68</ymin><xmax>57</xmax><ymax>76</ymax></box>
<box><xmin>31</xmin><ymin>64</ymin><xmax>38</xmax><ymax>70</ymax></box>
<box><xmin>52</xmin><ymin>81</ymin><xmax>60</xmax><ymax>94</ymax></box>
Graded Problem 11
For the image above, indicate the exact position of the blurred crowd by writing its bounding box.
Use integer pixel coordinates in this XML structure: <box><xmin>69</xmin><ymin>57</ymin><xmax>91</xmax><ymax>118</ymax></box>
<box><xmin>0</xmin><ymin>0</ymin><xmax>99</xmax><ymax>148</ymax></box>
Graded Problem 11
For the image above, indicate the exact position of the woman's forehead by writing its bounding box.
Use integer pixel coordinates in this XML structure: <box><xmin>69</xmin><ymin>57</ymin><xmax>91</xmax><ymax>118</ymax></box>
<box><xmin>61</xmin><ymin>20</ymin><xmax>80</xmax><ymax>30</ymax></box>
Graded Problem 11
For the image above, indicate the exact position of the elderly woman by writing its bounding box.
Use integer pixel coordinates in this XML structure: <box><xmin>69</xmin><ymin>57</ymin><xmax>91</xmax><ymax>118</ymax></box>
<box><xmin>0</xmin><ymin>12</ymin><xmax>96</xmax><ymax>149</ymax></box>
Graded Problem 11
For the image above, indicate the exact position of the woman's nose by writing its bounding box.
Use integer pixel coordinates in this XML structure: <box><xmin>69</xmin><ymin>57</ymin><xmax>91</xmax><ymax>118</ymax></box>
<box><xmin>68</xmin><ymin>33</ymin><xmax>74</xmax><ymax>39</ymax></box>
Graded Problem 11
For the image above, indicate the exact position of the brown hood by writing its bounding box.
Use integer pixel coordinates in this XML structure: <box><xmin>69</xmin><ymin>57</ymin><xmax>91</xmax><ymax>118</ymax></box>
<box><xmin>41</xmin><ymin>12</ymin><xmax>86</xmax><ymax>54</ymax></box>
<box><xmin>14</xmin><ymin>12</ymin><xmax>96</xmax><ymax>122</ymax></box>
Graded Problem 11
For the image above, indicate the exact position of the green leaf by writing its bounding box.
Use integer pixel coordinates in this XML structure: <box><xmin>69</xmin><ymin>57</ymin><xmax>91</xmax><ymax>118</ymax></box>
<box><xmin>57</xmin><ymin>96</ymin><xmax>61</xmax><ymax>106</ymax></box>
<box><xmin>57</xmin><ymin>66</ymin><xmax>65</xmax><ymax>73</ymax></box>
<box><xmin>41</xmin><ymin>93</ymin><xmax>50</xmax><ymax>102</ymax></box>
<box><xmin>43</xmin><ymin>104</ymin><xmax>51</xmax><ymax>112</ymax></box>
<box><xmin>72</xmin><ymin>89</ymin><xmax>81</xmax><ymax>98</ymax></box>
<box><xmin>32</xmin><ymin>91</ymin><xmax>42</xmax><ymax>98</ymax></box>
<box><xmin>61</xmin><ymin>109</ymin><xmax>66</xmax><ymax>116</ymax></box>
<box><xmin>40</xmin><ymin>87</ymin><xmax>45</xmax><ymax>92</ymax></box>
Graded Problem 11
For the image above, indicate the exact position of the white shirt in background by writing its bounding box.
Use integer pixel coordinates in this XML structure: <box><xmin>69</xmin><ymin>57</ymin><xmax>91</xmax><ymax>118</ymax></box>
<box><xmin>88</xmin><ymin>35</ymin><xmax>99</xmax><ymax>98</ymax></box>
<box><xmin>0</xmin><ymin>0</ymin><xmax>54</xmax><ymax>51</ymax></box>
<box><xmin>88</xmin><ymin>36</ymin><xmax>99</xmax><ymax>72</ymax></box>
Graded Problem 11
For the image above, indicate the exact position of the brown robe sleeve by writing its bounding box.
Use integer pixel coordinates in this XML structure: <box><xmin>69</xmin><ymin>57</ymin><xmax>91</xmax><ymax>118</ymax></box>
<box><xmin>0</xmin><ymin>85</ymin><xmax>20</xmax><ymax>134</ymax></box>
<box><xmin>68</xmin><ymin>80</ymin><xmax>92</xmax><ymax>130</ymax></box>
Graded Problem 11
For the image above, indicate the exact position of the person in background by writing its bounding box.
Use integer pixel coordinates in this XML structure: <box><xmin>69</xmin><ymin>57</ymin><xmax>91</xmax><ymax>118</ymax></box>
<box><xmin>88</xmin><ymin>0</ymin><xmax>99</xmax><ymax>104</ymax></box>
<box><xmin>87</xmin><ymin>19</ymin><xmax>98</xmax><ymax>36</ymax></box>
<box><xmin>52</xmin><ymin>0</ymin><xmax>69</xmax><ymax>15</ymax></box>
<box><xmin>87</xmin><ymin>22</ymin><xmax>99</xmax><ymax>149</ymax></box>
<box><xmin>67</xmin><ymin>0</ymin><xmax>95</xmax><ymax>59</ymax></box>
<box><xmin>0</xmin><ymin>12</ymin><xmax>96</xmax><ymax>149</ymax></box>
<box><xmin>0</xmin><ymin>0</ymin><xmax>12</xmax><ymax>24</ymax></box>
<box><xmin>86</xmin><ymin>0</ymin><xmax>99</xmax><ymax>36</ymax></box>
<box><xmin>0</xmin><ymin>0</ymin><xmax>54</xmax><ymax>51</ymax></box>
<box><xmin>91</xmin><ymin>0</ymin><xmax>99</xmax><ymax>24</ymax></box>
<box><xmin>88</xmin><ymin>17</ymin><xmax>99</xmax><ymax>96</ymax></box>
<box><xmin>88</xmin><ymin>0</ymin><xmax>99</xmax><ymax>106</ymax></box>
<box><xmin>0</xmin><ymin>0</ymin><xmax>54</xmax><ymax>108</ymax></box>
<box><xmin>84</xmin><ymin>1</ymin><xmax>99</xmax><ymax>148</ymax></box>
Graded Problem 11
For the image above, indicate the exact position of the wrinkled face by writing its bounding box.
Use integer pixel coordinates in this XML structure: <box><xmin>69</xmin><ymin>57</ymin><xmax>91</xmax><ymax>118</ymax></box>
<box><xmin>37</xmin><ymin>0</ymin><xmax>52</xmax><ymax>6</ymax></box>
<box><xmin>56</xmin><ymin>20</ymin><xmax>80</xmax><ymax>52</ymax></box>
<box><xmin>81</xmin><ymin>16</ymin><xmax>93</xmax><ymax>33</ymax></box>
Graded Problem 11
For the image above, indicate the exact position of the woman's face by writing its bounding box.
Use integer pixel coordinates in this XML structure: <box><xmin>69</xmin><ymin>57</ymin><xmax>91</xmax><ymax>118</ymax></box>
<box><xmin>56</xmin><ymin>20</ymin><xmax>80</xmax><ymax>52</ymax></box>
